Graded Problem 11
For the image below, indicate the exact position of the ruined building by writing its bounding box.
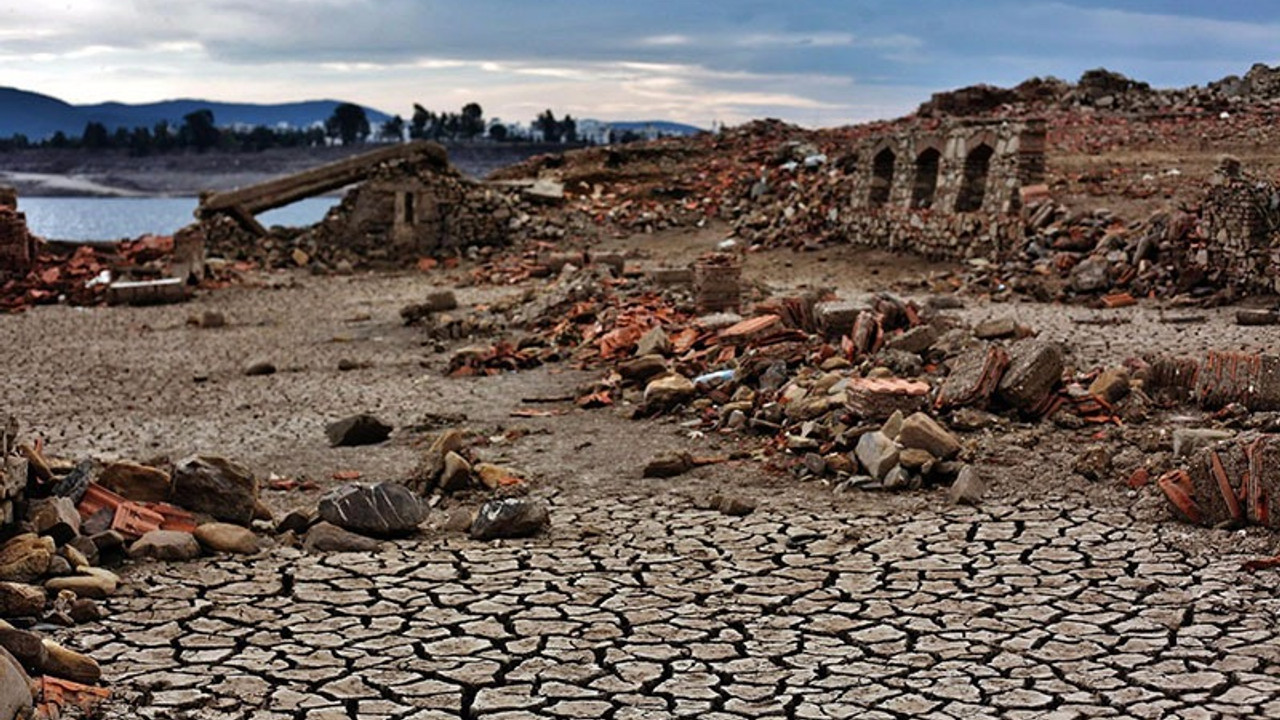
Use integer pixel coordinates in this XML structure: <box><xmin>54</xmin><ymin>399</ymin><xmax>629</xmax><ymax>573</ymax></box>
<box><xmin>838</xmin><ymin>119</ymin><xmax>1047</xmax><ymax>261</ymax></box>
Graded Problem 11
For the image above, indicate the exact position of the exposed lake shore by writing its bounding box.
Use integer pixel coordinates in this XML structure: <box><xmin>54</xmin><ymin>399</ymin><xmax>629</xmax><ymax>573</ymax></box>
<box><xmin>0</xmin><ymin>142</ymin><xmax>572</xmax><ymax>198</ymax></box>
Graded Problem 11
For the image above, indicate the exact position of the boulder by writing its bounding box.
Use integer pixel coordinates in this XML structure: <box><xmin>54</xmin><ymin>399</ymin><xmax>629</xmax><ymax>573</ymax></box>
<box><xmin>325</xmin><ymin>414</ymin><xmax>393</xmax><ymax>447</ymax></box>
<box><xmin>0</xmin><ymin>535</ymin><xmax>53</xmax><ymax>583</ymax></box>
<box><xmin>0</xmin><ymin>647</ymin><xmax>30</xmax><ymax>720</ymax></box>
<box><xmin>854</xmin><ymin>431</ymin><xmax>899</xmax><ymax>481</ymax></box>
<box><xmin>896</xmin><ymin>412</ymin><xmax>962</xmax><ymax>460</ymax></box>
<box><xmin>996</xmin><ymin>340</ymin><xmax>1064</xmax><ymax>412</ymax></box>
<box><xmin>470</xmin><ymin>498</ymin><xmax>550</xmax><ymax>540</ymax></box>
<box><xmin>45</xmin><ymin>569</ymin><xmax>118</xmax><ymax>600</ymax></box>
<box><xmin>644</xmin><ymin>374</ymin><xmax>696</xmax><ymax>409</ymax></box>
<box><xmin>194</xmin><ymin>523</ymin><xmax>260</xmax><ymax>555</ymax></box>
<box><xmin>99</xmin><ymin>461</ymin><xmax>171</xmax><ymax>502</ymax></box>
<box><xmin>127</xmin><ymin>530</ymin><xmax>201</xmax><ymax>561</ymax></box>
<box><xmin>40</xmin><ymin>639</ymin><xmax>100</xmax><ymax>685</ymax></box>
<box><xmin>27</xmin><ymin>497</ymin><xmax>80</xmax><ymax>544</ymax></box>
<box><xmin>172</xmin><ymin>455</ymin><xmax>258</xmax><ymax>525</ymax></box>
<box><xmin>318</xmin><ymin>482</ymin><xmax>425</xmax><ymax>537</ymax></box>
<box><xmin>302</xmin><ymin>522</ymin><xmax>382</xmax><ymax>553</ymax></box>
<box><xmin>0</xmin><ymin>583</ymin><xmax>44</xmax><ymax>617</ymax></box>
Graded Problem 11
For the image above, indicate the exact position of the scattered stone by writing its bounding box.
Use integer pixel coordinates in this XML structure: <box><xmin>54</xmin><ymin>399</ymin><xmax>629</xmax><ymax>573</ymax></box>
<box><xmin>473</xmin><ymin>463</ymin><xmax>522</xmax><ymax>491</ymax></box>
<box><xmin>172</xmin><ymin>455</ymin><xmax>259</xmax><ymax>525</ymax></box>
<box><xmin>948</xmin><ymin>465</ymin><xmax>986</xmax><ymax>505</ymax></box>
<box><xmin>88</xmin><ymin>530</ymin><xmax>126</xmax><ymax>556</ymax></box>
<box><xmin>1236</xmin><ymin>308</ymin><xmax>1279</xmax><ymax>326</ymax></box>
<box><xmin>997</xmin><ymin>340</ymin><xmax>1065</xmax><ymax>412</ymax></box>
<box><xmin>442</xmin><ymin>507</ymin><xmax>473</xmax><ymax>533</ymax></box>
<box><xmin>950</xmin><ymin>407</ymin><xmax>1000</xmax><ymax>431</ymax></box>
<box><xmin>439</xmin><ymin>451</ymin><xmax>474</xmax><ymax>492</ymax></box>
<box><xmin>1073</xmin><ymin>446</ymin><xmax>1113</xmax><ymax>482</ymax></box>
<box><xmin>896</xmin><ymin>412</ymin><xmax>962</xmax><ymax>460</ymax></box>
<box><xmin>58</xmin><ymin>545</ymin><xmax>89</xmax><ymax>571</ymax></box>
<box><xmin>1089</xmin><ymin>367</ymin><xmax>1131</xmax><ymax>404</ymax></box>
<box><xmin>68</xmin><ymin>598</ymin><xmax>102</xmax><ymax>623</ymax></box>
<box><xmin>27</xmin><ymin>497</ymin><xmax>80</xmax><ymax>544</ymax></box>
<box><xmin>99</xmin><ymin>461</ymin><xmax>172</xmax><ymax>502</ymax></box>
<box><xmin>643</xmin><ymin>452</ymin><xmax>693</xmax><ymax>479</ymax></box>
<box><xmin>45</xmin><ymin>569</ymin><xmax>117</xmax><ymax>600</ymax></box>
<box><xmin>716</xmin><ymin>495</ymin><xmax>757</xmax><ymax>517</ymax></box>
<box><xmin>974</xmin><ymin>317</ymin><xmax>1017</xmax><ymax>339</ymax></box>
<box><xmin>127</xmin><ymin>530</ymin><xmax>201</xmax><ymax>561</ymax></box>
<box><xmin>899</xmin><ymin>448</ymin><xmax>935</xmax><ymax>471</ymax></box>
<box><xmin>0</xmin><ymin>583</ymin><xmax>44</xmax><ymax>617</ymax></box>
<box><xmin>318</xmin><ymin>482</ymin><xmax>425</xmax><ymax>537</ymax></box>
<box><xmin>1173</xmin><ymin>428</ymin><xmax>1234</xmax><ymax>459</ymax></box>
<box><xmin>470</xmin><ymin>498</ymin><xmax>550</xmax><ymax>540</ymax></box>
<box><xmin>244</xmin><ymin>360</ymin><xmax>277</xmax><ymax>376</ymax></box>
<box><xmin>40</xmin><ymin>639</ymin><xmax>100</xmax><ymax>685</ymax></box>
<box><xmin>276</xmin><ymin>507</ymin><xmax>317</xmax><ymax>535</ymax></box>
<box><xmin>935</xmin><ymin>344</ymin><xmax>1010</xmax><ymax>410</ymax></box>
<box><xmin>1071</xmin><ymin>256</ymin><xmax>1110</xmax><ymax>293</ymax></box>
<box><xmin>887</xmin><ymin>325</ymin><xmax>939</xmax><ymax>355</ymax></box>
<box><xmin>0</xmin><ymin>535</ymin><xmax>53</xmax><ymax>584</ymax></box>
<box><xmin>846</xmin><ymin>377</ymin><xmax>930</xmax><ymax>420</ymax></box>
<box><xmin>194</xmin><ymin>522</ymin><xmax>260</xmax><ymax>555</ymax></box>
<box><xmin>635</xmin><ymin>326</ymin><xmax>672</xmax><ymax>357</ymax></box>
<box><xmin>855</xmin><ymin>431</ymin><xmax>899</xmax><ymax>481</ymax></box>
<box><xmin>196</xmin><ymin>310</ymin><xmax>226</xmax><ymax>328</ymax></box>
<box><xmin>0</xmin><ymin>627</ymin><xmax>45</xmax><ymax>672</ymax></box>
<box><xmin>410</xmin><ymin>429</ymin><xmax>466</xmax><ymax>493</ymax></box>
<box><xmin>644</xmin><ymin>373</ymin><xmax>696</xmax><ymax>409</ymax></box>
<box><xmin>45</xmin><ymin>557</ymin><xmax>71</xmax><ymax>577</ymax></box>
<box><xmin>302</xmin><ymin>522</ymin><xmax>382</xmax><ymax>553</ymax></box>
<box><xmin>325</xmin><ymin>413</ymin><xmax>393</xmax><ymax>447</ymax></box>
<box><xmin>0</xmin><ymin>646</ymin><xmax>30</xmax><ymax>720</ymax></box>
<box><xmin>619</xmin><ymin>354</ymin><xmax>668</xmax><ymax>384</ymax></box>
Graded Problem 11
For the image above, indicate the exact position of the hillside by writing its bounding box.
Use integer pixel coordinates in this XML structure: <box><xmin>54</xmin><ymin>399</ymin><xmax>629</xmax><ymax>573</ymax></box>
<box><xmin>0</xmin><ymin>87</ymin><xmax>392</xmax><ymax>139</ymax></box>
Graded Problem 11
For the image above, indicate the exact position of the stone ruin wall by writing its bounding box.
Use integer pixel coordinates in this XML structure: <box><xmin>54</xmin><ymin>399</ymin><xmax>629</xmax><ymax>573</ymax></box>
<box><xmin>1193</xmin><ymin>161</ymin><xmax>1280</xmax><ymax>294</ymax></box>
<box><xmin>0</xmin><ymin>186</ymin><xmax>36</xmax><ymax>278</ymax></box>
<box><xmin>838</xmin><ymin>119</ymin><xmax>1047</xmax><ymax>262</ymax></box>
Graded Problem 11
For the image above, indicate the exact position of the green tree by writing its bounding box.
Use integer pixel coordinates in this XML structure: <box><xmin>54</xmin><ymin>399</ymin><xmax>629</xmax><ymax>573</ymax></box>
<box><xmin>460</xmin><ymin>102</ymin><xmax>484</xmax><ymax>140</ymax></box>
<box><xmin>81</xmin><ymin>122</ymin><xmax>111</xmax><ymax>150</ymax></box>
<box><xmin>534</xmin><ymin>109</ymin><xmax>560</xmax><ymax>142</ymax></box>
<box><xmin>326</xmin><ymin>103</ymin><xmax>370</xmax><ymax>145</ymax></box>
<box><xmin>379</xmin><ymin>115</ymin><xmax>405</xmax><ymax>142</ymax></box>
<box><xmin>180</xmin><ymin>109</ymin><xmax>220</xmax><ymax>152</ymax></box>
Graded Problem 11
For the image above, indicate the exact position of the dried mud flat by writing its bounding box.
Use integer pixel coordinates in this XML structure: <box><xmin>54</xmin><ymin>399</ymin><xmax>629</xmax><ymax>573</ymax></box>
<box><xmin>5</xmin><ymin>230</ymin><xmax>1280</xmax><ymax>719</ymax></box>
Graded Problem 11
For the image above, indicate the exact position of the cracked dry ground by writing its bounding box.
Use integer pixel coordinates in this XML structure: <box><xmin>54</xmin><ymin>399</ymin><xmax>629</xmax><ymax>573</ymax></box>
<box><xmin>4</xmin><ymin>242</ymin><xmax>1280</xmax><ymax>719</ymax></box>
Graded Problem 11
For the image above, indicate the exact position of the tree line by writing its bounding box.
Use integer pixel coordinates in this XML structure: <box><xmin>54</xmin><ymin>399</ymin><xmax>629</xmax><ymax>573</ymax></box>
<box><xmin>0</xmin><ymin>101</ymin><xmax>605</xmax><ymax>154</ymax></box>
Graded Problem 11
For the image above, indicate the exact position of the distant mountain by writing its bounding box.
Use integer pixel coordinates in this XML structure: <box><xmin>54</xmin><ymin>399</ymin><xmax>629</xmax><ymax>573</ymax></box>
<box><xmin>606</xmin><ymin>120</ymin><xmax>703</xmax><ymax>136</ymax></box>
<box><xmin>0</xmin><ymin>87</ymin><xmax>393</xmax><ymax>140</ymax></box>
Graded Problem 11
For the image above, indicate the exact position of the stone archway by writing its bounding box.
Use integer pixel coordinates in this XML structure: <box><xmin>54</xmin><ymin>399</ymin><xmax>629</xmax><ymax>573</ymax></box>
<box><xmin>911</xmin><ymin>147</ymin><xmax>942</xmax><ymax>209</ymax></box>
<box><xmin>869</xmin><ymin>148</ymin><xmax>896</xmax><ymax>207</ymax></box>
<box><xmin>955</xmin><ymin>144</ymin><xmax>995</xmax><ymax>212</ymax></box>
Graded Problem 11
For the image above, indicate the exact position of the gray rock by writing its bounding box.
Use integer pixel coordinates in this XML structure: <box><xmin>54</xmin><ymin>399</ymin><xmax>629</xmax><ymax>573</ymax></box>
<box><xmin>27</xmin><ymin>497</ymin><xmax>80</xmax><ymax>545</ymax></box>
<box><xmin>997</xmin><ymin>340</ymin><xmax>1064</xmax><ymax>412</ymax></box>
<box><xmin>470</xmin><ymin>498</ymin><xmax>550</xmax><ymax>540</ymax></box>
<box><xmin>244</xmin><ymin>360</ymin><xmax>277</xmax><ymax>376</ymax></box>
<box><xmin>172</xmin><ymin>455</ymin><xmax>259</xmax><ymax>525</ymax></box>
<box><xmin>128</xmin><ymin>530</ymin><xmax>201</xmax><ymax>561</ymax></box>
<box><xmin>896</xmin><ymin>412</ymin><xmax>962</xmax><ymax>460</ymax></box>
<box><xmin>1173</xmin><ymin>428</ymin><xmax>1235</xmax><ymax>459</ymax></box>
<box><xmin>303</xmin><ymin>522</ymin><xmax>382</xmax><ymax>553</ymax></box>
<box><xmin>635</xmin><ymin>326</ymin><xmax>672</xmax><ymax>357</ymax></box>
<box><xmin>325</xmin><ymin>414</ymin><xmax>393</xmax><ymax>447</ymax></box>
<box><xmin>1073</xmin><ymin>445</ymin><xmax>1113</xmax><ymax>482</ymax></box>
<box><xmin>948</xmin><ymin>465</ymin><xmax>986</xmax><ymax>505</ymax></box>
<box><xmin>318</xmin><ymin>482</ymin><xmax>425</xmax><ymax>537</ymax></box>
<box><xmin>643</xmin><ymin>452</ymin><xmax>693</xmax><ymax>479</ymax></box>
<box><xmin>1070</xmin><ymin>256</ymin><xmax>1110</xmax><ymax>293</ymax></box>
<box><xmin>855</xmin><ymin>431</ymin><xmax>899</xmax><ymax>481</ymax></box>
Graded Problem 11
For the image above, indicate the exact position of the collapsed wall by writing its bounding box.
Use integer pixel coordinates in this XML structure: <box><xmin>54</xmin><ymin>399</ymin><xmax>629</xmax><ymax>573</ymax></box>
<box><xmin>1191</xmin><ymin>158</ymin><xmax>1280</xmax><ymax>294</ymax></box>
<box><xmin>0</xmin><ymin>187</ymin><xmax>37</xmax><ymax>278</ymax></box>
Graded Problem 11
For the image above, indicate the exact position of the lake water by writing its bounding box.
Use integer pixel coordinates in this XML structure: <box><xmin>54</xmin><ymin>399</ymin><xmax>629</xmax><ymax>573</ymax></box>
<box><xmin>18</xmin><ymin>197</ymin><xmax>340</xmax><ymax>242</ymax></box>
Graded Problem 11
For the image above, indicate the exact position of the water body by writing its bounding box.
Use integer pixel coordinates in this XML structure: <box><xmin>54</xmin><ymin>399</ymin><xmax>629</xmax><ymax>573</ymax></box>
<box><xmin>18</xmin><ymin>197</ymin><xmax>339</xmax><ymax>242</ymax></box>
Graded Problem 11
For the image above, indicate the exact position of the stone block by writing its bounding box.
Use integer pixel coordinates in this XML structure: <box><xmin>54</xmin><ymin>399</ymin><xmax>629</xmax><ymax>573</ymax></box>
<box><xmin>997</xmin><ymin>340</ymin><xmax>1064</xmax><ymax>412</ymax></box>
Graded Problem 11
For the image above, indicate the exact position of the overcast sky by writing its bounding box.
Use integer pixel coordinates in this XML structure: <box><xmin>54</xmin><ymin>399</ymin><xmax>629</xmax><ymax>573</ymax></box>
<box><xmin>1</xmin><ymin>1</ymin><xmax>1278</xmax><ymax>128</ymax></box>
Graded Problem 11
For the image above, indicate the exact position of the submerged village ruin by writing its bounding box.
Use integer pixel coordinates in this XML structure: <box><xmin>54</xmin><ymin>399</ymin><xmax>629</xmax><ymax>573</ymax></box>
<box><xmin>4</xmin><ymin>66</ymin><xmax>1280</xmax><ymax>717</ymax></box>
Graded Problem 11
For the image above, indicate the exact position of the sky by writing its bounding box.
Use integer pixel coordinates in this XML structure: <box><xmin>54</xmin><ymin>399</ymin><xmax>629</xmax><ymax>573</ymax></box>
<box><xmin>0</xmin><ymin>1</ymin><xmax>1278</xmax><ymax>129</ymax></box>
